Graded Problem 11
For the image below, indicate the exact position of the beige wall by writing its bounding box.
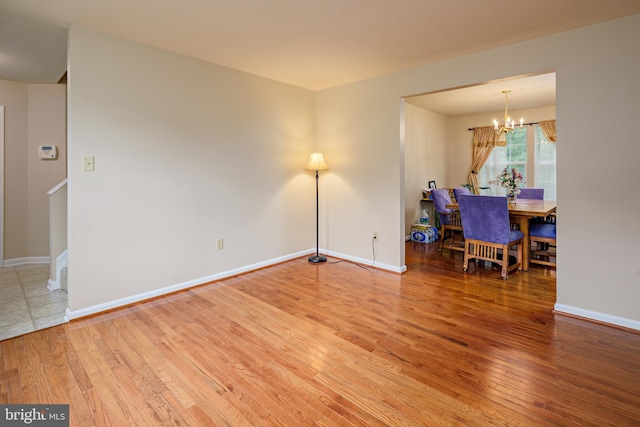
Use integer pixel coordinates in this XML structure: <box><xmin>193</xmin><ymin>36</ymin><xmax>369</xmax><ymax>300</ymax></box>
<box><xmin>67</xmin><ymin>26</ymin><xmax>316</xmax><ymax>313</ymax></box>
<box><xmin>404</xmin><ymin>104</ymin><xmax>448</xmax><ymax>236</ymax></box>
<box><xmin>28</xmin><ymin>85</ymin><xmax>67</xmax><ymax>256</ymax></box>
<box><xmin>1</xmin><ymin>80</ymin><xmax>28</xmax><ymax>261</ymax></box>
<box><xmin>317</xmin><ymin>14</ymin><xmax>640</xmax><ymax>328</ymax></box>
<box><xmin>65</xmin><ymin>14</ymin><xmax>640</xmax><ymax>329</ymax></box>
<box><xmin>0</xmin><ymin>80</ymin><xmax>65</xmax><ymax>262</ymax></box>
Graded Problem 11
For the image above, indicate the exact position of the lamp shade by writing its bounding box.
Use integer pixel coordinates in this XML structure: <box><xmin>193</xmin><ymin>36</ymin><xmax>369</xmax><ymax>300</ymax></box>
<box><xmin>305</xmin><ymin>152</ymin><xmax>329</xmax><ymax>171</ymax></box>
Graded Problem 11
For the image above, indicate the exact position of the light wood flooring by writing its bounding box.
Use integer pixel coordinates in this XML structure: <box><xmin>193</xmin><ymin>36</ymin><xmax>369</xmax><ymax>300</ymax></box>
<box><xmin>1</xmin><ymin>242</ymin><xmax>639</xmax><ymax>426</ymax></box>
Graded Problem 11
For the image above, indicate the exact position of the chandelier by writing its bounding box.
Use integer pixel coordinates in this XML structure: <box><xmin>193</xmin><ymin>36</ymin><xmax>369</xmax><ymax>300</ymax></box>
<box><xmin>493</xmin><ymin>90</ymin><xmax>523</xmax><ymax>136</ymax></box>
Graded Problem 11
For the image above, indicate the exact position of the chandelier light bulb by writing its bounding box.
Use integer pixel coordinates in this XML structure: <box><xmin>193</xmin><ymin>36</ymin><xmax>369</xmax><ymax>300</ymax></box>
<box><xmin>493</xmin><ymin>90</ymin><xmax>524</xmax><ymax>136</ymax></box>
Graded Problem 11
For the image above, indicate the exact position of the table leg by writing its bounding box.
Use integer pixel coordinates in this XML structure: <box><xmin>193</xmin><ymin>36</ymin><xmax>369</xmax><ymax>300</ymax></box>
<box><xmin>518</xmin><ymin>217</ymin><xmax>530</xmax><ymax>271</ymax></box>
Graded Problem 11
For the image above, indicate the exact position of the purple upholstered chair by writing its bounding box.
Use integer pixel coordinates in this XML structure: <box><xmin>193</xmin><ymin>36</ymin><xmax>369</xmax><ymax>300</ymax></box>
<box><xmin>517</xmin><ymin>188</ymin><xmax>551</xmax><ymax>226</ymax></box>
<box><xmin>453</xmin><ymin>187</ymin><xmax>472</xmax><ymax>201</ymax></box>
<box><xmin>518</xmin><ymin>188</ymin><xmax>544</xmax><ymax>200</ymax></box>
<box><xmin>529</xmin><ymin>223</ymin><xmax>556</xmax><ymax>267</ymax></box>
<box><xmin>457</xmin><ymin>195</ymin><xmax>524</xmax><ymax>279</ymax></box>
<box><xmin>431</xmin><ymin>189</ymin><xmax>464</xmax><ymax>252</ymax></box>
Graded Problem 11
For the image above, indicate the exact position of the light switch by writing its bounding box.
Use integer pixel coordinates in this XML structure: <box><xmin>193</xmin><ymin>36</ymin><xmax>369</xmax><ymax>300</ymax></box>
<box><xmin>83</xmin><ymin>156</ymin><xmax>95</xmax><ymax>171</ymax></box>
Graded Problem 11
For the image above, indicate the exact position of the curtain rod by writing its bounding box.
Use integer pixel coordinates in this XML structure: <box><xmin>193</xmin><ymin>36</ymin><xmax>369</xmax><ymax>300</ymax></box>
<box><xmin>467</xmin><ymin>121</ymin><xmax>540</xmax><ymax>131</ymax></box>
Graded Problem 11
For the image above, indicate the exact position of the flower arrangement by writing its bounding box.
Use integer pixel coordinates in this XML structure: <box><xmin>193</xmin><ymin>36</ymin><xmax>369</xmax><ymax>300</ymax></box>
<box><xmin>492</xmin><ymin>167</ymin><xmax>524</xmax><ymax>196</ymax></box>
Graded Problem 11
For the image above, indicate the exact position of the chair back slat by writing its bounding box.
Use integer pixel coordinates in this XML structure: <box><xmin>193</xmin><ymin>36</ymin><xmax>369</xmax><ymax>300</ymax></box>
<box><xmin>449</xmin><ymin>210</ymin><xmax>462</xmax><ymax>226</ymax></box>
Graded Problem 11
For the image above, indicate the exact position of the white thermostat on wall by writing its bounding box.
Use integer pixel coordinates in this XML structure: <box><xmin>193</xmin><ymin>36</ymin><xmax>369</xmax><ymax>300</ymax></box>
<box><xmin>38</xmin><ymin>145</ymin><xmax>58</xmax><ymax>159</ymax></box>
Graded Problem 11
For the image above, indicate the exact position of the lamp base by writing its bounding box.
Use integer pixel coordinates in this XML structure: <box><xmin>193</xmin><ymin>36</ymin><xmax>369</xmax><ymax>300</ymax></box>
<box><xmin>308</xmin><ymin>254</ymin><xmax>327</xmax><ymax>263</ymax></box>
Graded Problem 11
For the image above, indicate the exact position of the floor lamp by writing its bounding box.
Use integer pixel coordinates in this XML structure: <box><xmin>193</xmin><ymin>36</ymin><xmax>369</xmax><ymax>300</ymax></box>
<box><xmin>305</xmin><ymin>152</ymin><xmax>329</xmax><ymax>263</ymax></box>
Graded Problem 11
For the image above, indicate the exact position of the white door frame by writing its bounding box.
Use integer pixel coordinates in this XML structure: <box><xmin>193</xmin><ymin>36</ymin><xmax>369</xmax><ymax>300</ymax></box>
<box><xmin>0</xmin><ymin>105</ymin><xmax>4</xmax><ymax>267</ymax></box>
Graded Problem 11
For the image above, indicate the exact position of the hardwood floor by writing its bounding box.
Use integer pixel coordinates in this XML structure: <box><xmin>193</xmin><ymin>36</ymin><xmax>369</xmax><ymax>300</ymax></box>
<box><xmin>1</xmin><ymin>242</ymin><xmax>639</xmax><ymax>426</ymax></box>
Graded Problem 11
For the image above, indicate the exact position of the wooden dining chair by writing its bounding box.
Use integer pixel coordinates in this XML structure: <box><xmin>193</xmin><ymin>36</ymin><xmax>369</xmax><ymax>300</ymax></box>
<box><xmin>529</xmin><ymin>222</ymin><xmax>556</xmax><ymax>267</ymax></box>
<box><xmin>512</xmin><ymin>188</ymin><xmax>545</xmax><ymax>231</ymax></box>
<box><xmin>431</xmin><ymin>189</ymin><xmax>464</xmax><ymax>252</ymax></box>
<box><xmin>458</xmin><ymin>195</ymin><xmax>524</xmax><ymax>279</ymax></box>
<box><xmin>518</xmin><ymin>188</ymin><xmax>544</xmax><ymax>200</ymax></box>
<box><xmin>453</xmin><ymin>187</ymin><xmax>472</xmax><ymax>201</ymax></box>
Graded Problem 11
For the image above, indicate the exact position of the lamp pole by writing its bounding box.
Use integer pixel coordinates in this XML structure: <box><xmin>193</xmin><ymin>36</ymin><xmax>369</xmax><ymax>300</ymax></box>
<box><xmin>309</xmin><ymin>168</ymin><xmax>326</xmax><ymax>263</ymax></box>
<box><xmin>305</xmin><ymin>152</ymin><xmax>329</xmax><ymax>263</ymax></box>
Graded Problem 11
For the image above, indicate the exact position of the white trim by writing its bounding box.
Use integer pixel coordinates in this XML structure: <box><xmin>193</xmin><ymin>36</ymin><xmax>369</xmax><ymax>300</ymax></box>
<box><xmin>66</xmin><ymin>249</ymin><xmax>311</xmax><ymax>320</ymax></box>
<box><xmin>48</xmin><ymin>249</ymin><xmax>68</xmax><ymax>291</ymax></box>
<box><xmin>47</xmin><ymin>178</ymin><xmax>68</xmax><ymax>196</ymax></box>
<box><xmin>0</xmin><ymin>106</ymin><xmax>4</xmax><ymax>268</ymax></box>
<box><xmin>47</xmin><ymin>279</ymin><xmax>59</xmax><ymax>291</ymax></box>
<box><xmin>554</xmin><ymin>303</ymin><xmax>640</xmax><ymax>331</ymax></box>
<box><xmin>325</xmin><ymin>249</ymin><xmax>407</xmax><ymax>274</ymax></box>
<box><xmin>66</xmin><ymin>248</ymin><xmax>409</xmax><ymax>320</ymax></box>
<box><xmin>3</xmin><ymin>256</ymin><xmax>50</xmax><ymax>267</ymax></box>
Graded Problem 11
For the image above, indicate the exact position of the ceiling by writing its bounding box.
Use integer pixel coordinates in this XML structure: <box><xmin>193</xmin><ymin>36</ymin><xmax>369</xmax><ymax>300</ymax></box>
<box><xmin>405</xmin><ymin>72</ymin><xmax>557</xmax><ymax>117</ymax></box>
<box><xmin>0</xmin><ymin>0</ymin><xmax>639</xmax><ymax>95</ymax></box>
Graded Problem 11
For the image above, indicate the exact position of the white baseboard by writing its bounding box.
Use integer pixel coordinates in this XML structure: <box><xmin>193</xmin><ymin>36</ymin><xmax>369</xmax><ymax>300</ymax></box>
<box><xmin>63</xmin><ymin>248</ymin><xmax>640</xmax><ymax>333</ymax></box>
<box><xmin>66</xmin><ymin>249</ymin><xmax>312</xmax><ymax>320</ymax></box>
<box><xmin>66</xmin><ymin>247</ymin><xmax>408</xmax><ymax>321</ymax></box>
<box><xmin>554</xmin><ymin>303</ymin><xmax>640</xmax><ymax>331</ymax></box>
<box><xmin>324</xmin><ymin>249</ymin><xmax>407</xmax><ymax>274</ymax></box>
<box><xmin>47</xmin><ymin>278</ymin><xmax>60</xmax><ymax>291</ymax></box>
<box><xmin>47</xmin><ymin>250</ymin><xmax>68</xmax><ymax>291</ymax></box>
<box><xmin>4</xmin><ymin>256</ymin><xmax>50</xmax><ymax>267</ymax></box>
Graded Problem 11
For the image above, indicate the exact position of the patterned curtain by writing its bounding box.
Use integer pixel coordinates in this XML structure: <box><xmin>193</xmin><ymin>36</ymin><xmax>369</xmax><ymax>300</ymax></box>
<box><xmin>469</xmin><ymin>126</ymin><xmax>502</xmax><ymax>193</ymax></box>
<box><xmin>539</xmin><ymin>119</ymin><xmax>556</xmax><ymax>143</ymax></box>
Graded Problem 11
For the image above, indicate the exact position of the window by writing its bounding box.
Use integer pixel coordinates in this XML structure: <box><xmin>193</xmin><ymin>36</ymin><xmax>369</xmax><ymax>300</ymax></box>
<box><xmin>479</xmin><ymin>124</ymin><xmax>556</xmax><ymax>199</ymax></box>
<box><xmin>534</xmin><ymin>125</ymin><xmax>556</xmax><ymax>200</ymax></box>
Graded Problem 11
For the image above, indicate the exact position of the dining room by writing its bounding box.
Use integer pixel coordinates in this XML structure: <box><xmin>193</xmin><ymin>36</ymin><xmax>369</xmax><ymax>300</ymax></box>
<box><xmin>403</xmin><ymin>72</ymin><xmax>557</xmax><ymax>279</ymax></box>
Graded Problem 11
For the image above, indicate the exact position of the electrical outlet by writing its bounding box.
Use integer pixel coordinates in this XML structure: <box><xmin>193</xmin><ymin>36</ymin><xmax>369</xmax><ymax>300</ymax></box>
<box><xmin>373</xmin><ymin>232</ymin><xmax>378</xmax><ymax>239</ymax></box>
<box><xmin>216</xmin><ymin>239</ymin><xmax>224</xmax><ymax>250</ymax></box>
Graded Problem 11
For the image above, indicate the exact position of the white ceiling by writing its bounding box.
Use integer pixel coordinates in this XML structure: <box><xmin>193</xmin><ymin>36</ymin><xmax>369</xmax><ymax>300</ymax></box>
<box><xmin>0</xmin><ymin>0</ymin><xmax>639</xmax><ymax>94</ymax></box>
<box><xmin>405</xmin><ymin>72</ymin><xmax>557</xmax><ymax>117</ymax></box>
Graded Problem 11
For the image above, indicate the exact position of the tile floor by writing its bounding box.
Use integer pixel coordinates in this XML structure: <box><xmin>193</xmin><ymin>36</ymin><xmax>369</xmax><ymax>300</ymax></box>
<box><xmin>0</xmin><ymin>264</ymin><xmax>68</xmax><ymax>342</ymax></box>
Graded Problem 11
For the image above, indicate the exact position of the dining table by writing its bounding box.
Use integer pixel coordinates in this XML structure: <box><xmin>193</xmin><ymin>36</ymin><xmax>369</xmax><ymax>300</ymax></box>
<box><xmin>446</xmin><ymin>198</ymin><xmax>556</xmax><ymax>271</ymax></box>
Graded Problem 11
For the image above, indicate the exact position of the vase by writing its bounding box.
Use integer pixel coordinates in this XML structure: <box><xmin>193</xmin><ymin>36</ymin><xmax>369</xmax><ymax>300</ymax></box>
<box><xmin>507</xmin><ymin>192</ymin><xmax>517</xmax><ymax>204</ymax></box>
